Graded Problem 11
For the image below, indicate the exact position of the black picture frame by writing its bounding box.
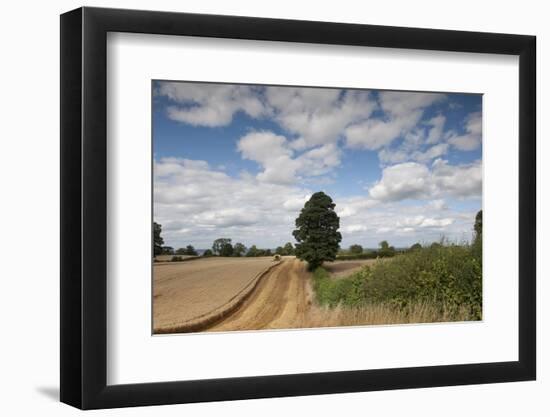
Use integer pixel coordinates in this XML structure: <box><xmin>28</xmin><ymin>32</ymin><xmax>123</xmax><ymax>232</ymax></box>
<box><xmin>60</xmin><ymin>6</ymin><xmax>536</xmax><ymax>410</ymax></box>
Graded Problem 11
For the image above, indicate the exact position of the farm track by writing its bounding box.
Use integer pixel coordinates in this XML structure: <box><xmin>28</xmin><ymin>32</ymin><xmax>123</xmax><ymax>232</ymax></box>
<box><xmin>207</xmin><ymin>258</ymin><xmax>311</xmax><ymax>331</ymax></box>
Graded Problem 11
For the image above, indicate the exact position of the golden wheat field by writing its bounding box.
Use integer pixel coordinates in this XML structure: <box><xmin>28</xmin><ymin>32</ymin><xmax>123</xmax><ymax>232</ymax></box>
<box><xmin>153</xmin><ymin>257</ymin><xmax>278</xmax><ymax>333</ymax></box>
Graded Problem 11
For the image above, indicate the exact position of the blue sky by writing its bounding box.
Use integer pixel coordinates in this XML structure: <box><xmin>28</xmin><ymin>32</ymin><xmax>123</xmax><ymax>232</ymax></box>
<box><xmin>153</xmin><ymin>81</ymin><xmax>482</xmax><ymax>249</ymax></box>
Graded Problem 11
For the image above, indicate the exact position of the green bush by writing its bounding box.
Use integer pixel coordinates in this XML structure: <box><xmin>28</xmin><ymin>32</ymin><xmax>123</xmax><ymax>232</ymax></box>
<box><xmin>314</xmin><ymin>244</ymin><xmax>482</xmax><ymax>320</ymax></box>
<box><xmin>171</xmin><ymin>255</ymin><xmax>184</xmax><ymax>262</ymax></box>
<box><xmin>312</xmin><ymin>267</ymin><xmax>366</xmax><ymax>307</ymax></box>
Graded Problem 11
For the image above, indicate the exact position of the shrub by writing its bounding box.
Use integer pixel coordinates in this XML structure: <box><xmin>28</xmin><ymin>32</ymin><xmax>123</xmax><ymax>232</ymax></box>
<box><xmin>171</xmin><ymin>255</ymin><xmax>184</xmax><ymax>262</ymax></box>
<box><xmin>314</xmin><ymin>243</ymin><xmax>482</xmax><ymax>320</ymax></box>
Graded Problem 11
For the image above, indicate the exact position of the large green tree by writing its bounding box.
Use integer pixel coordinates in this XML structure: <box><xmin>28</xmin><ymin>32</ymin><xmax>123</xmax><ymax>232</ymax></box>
<box><xmin>212</xmin><ymin>238</ymin><xmax>233</xmax><ymax>257</ymax></box>
<box><xmin>293</xmin><ymin>191</ymin><xmax>342</xmax><ymax>270</ymax></box>
<box><xmin>153</xmin><ymin>222</ymin><xmax>164</xmax><ymax>256</ymax></box>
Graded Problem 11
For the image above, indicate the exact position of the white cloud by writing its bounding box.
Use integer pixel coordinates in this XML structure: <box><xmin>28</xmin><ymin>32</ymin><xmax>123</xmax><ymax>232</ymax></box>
<box><xmin>368</xmin><ymin>159</ymin><xmax>482</xmax><ymax>202</ymax></box>
<box><xmin>345</xmin><ymin>92</ymin><xmax>446</xmax><ymax>150</ymax></box>
<box><xmin>447</xmin><ymin>111</ymin><xmax>482</xmax><ymax>151</ymax></box>
<box><xmin>157</xmin><ymin>83</ymin><xmax>267</xmax><ymax>127</ymax></box>
<box><xmin>343</xmin><ymin>224</ymin><xmax>368</xmax><ymax>234</ymax></box>
<box><xmin>431</xmin><ymin>158</ymin><xmax>482</xmax><ymax>197</ymax></box>
<box><xmin>237</xmin><ymin>131</ymin><xmax>298</xmax><ymax>184</ymax></box>
<box><xmin>369</xmin><ymin>162</ymin><xmax>433</xmax><ymax>201</ymax></box>
<box><xmin>237</xmin><ymin>131</ymin><xmax>342</xmax><ymax>185</ymax></box>
<box><xmin>265</xmin><ymin>87</ymin><xmax>377</xmax><ymax>148</ymax></box>
<box><xmin>411</xmin><ymin>143</ymin><xmax>450</xmax><ymax>162</ymax></box>
<box><xmin>425</xmin><ymin>114</ymin><xmax>446</xmax><ymax>144</ymax></box>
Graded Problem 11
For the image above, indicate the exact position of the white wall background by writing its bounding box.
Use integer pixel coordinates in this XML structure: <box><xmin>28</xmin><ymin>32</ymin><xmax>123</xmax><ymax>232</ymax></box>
<box><xmin>0</xmin><ymin>0</ymin><xmax>546</xmax><ymax>415</ymax></box>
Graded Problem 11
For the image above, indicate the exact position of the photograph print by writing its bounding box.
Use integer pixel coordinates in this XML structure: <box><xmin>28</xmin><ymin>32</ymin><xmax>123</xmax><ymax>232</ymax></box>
<box><xmin>152</xmin><ymin>81</ymin><xmax>482</xmax><ymax>335</ymax></box>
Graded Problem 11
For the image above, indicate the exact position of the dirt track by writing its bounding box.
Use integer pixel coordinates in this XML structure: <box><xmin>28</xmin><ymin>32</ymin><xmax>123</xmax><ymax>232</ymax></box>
<box><xmin>207</xmin><ymin>258</ymin><xmax>312</xmax><ymax>332</ymax></box>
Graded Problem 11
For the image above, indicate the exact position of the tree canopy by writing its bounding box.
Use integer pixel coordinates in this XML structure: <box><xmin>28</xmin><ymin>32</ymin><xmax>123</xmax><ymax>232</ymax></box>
<box><xmin>233</xmin><ymin>242</ymin><xmax>247</xmax><ymax>257</ymax></box>
<box><xmin>153</xmin><ymin>222</ymin><xmax>164</xmax><ymax>256</ymax></box>
<box><xmin>212</xmin><ymin>238</ymin><xmax>233</xmax><ymax>257</ymax></box>
<box><xmin>293</xmin><ymin>191</ymin><xmax>342</xmax><ymax>270</ymax></box>
<box><xmin>349</xmin><ymin>244</ymin><xmax>363</xmax><ymax>254</ymax></box>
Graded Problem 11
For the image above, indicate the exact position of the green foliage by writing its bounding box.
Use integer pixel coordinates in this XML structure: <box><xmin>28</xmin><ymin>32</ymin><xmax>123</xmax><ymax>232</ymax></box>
<box><xmin>275</xmin><ymin>246</ymin><xmax>284</xmax><ymax>255</ymax></box>
<box><xmin>171</xmin><ymin>255</ymin><xmax>184</xmax><ymax>262</ymax></box>
<box><xmin>161</xmin><ymin>246</ymin><xmax>174</xmax><ymax>255</ymax></box>
<box><xmin>378</xmin><ymin>240</ymin><xmax>396</xmax><ymax>257</ymax></box>
<box><xmin>186</xmin><ymin>245</ymin><xmax>198</xmax><ymax>256</ymax></box>
<box><xmin>176</xmin><ymin>245</ymin><xmax>198</xmax><ymax>256</ymax></box>
<box><xmin>283</xmin><ymin>242</ymin><xmax>295</xmax><ymax>255</ymax></box>
<box><xmin>311</xmin><ymin>267</ymin><xmax>366</xmax><ymax>307</ymax></box>
<box><xmin>349</xmin><ymin>244</ymin><xmax>363</xmax><ymax>254</ymax></box>
<box><xmin>153</xmin><ymin>222</ymin><xmax>164</xmax><ymax>256</ymax></box>
<box><xmin>293</xmin><ymin>191</ymin><xmax>342</xmax><ymax>270</ymax></box>
<box><xmin>212</xmin><ymin>238</ymin><xmax>233</xmax><ymax>257</ymax></box>
<box><xmin>246</xmin><ymin>245</ymin><xmax>260</xmax><ymax>257</ymax></box>
<box><xmin>233</xmin><ymin>242</ymin><xmax>247</xmax><ymax>257</ymax></box>
<box><xmin>202</xmin><ymin>249</ymin><xmax>213</xmax><ymax>257</ymax></box>
<box><xmin>410</xmin><ymin>243</ymin><xmax>422</xmax><ymax>251</ymax></box>
<box><xmin>315</xmin><ymin>243</ymin><xmax>482</xmax><ymax>320</ymax></box>
<box><xmin>472</xmin><ymin>210</ymin><xmax>482</xmax><ymax>261</ymax></box>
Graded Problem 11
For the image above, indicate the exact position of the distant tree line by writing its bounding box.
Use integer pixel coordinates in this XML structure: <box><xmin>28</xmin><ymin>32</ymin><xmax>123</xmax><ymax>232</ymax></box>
<box><xmin>152</xmin><ymin>224</ymin><xmax>295</xmax><ymax>259</ymax></box>
<box><xmin>336</xmin><ymin>240</ymin><xmax>398</xmax><ymax>260</ymax></box>
<box><xmin>211</xmin><ymin>238</ymin><xmax>295</xmax><ymax>258</ymax></box>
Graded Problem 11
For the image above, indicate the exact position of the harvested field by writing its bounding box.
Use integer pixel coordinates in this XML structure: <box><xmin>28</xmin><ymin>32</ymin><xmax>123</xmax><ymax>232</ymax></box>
<box><xmin>153</xmin><ymin>257</ymin><xmax>278</xmax><ymax>333</ymax></box>
<box><xmin>323</xmin><ymin>259</ymin><xmax>380</xmax><ymax>279</ymax></box>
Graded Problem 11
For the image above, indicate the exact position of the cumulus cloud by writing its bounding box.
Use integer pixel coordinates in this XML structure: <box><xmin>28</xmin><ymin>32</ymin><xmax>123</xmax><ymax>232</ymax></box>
<box><xmin>368</xmin><ymin>159</ymin><xmax>482</xmax><ymax>202</ymax></box>
<box><xmin>237</xmin><ymin>131</ymin><xmax>342</xmax><ymax>185</ymax></box>
<box><xmin>157</xmin><ymin>82</ymin><xmax>267</xmax><ymax>127</ymax></box>
<box><xmin>345</xmin><ymin>92</ymin><xmax>446</xmax><ymax>150</ymax></box>
<box><xmin>447</xmin><ymin>111</ymin><xmax>482</xmax><ymax>151</ymax></box>
<box><xmin>425</xmin><ymin>114</ymin><xmax>446</xmax><ymax>144</ymax></box>
<box><xmin>265</xmin><ymin>87</ymin><xmax>377</xmax><ymax>148</ymax></box>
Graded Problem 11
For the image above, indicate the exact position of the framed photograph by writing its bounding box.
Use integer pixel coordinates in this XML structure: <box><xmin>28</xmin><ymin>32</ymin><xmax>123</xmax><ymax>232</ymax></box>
<box><xmin>60</xmin><ymin>7</ymin><xmax>536</xmax><ymax>409</ymax></box>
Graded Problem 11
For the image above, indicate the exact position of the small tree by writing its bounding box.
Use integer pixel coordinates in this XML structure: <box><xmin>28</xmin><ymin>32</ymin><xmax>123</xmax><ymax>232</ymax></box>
<box><xmin>293</xmin><ymin>191</ymin><xmax>342</xmax><ymax>270</ymax></box>
<box><xmin>161</xmin><ymin>246</ymin><xmax>174</xmax><ymax>255</ymax></box>
<box><xmin>473</xmin><ymin>209</ymin><xmax>482</xmax><ymax>260</ymax></box>
<box><xmin>185</xmin><ymin>245</ymin><xmax>198</xmax><ymax>256</ymax></box>
<box><xmin>233</xmin><ymin>242</ymin><xmax>247</xmax><ymax>257</ymax></box>
<box><xmin>202</xmin><ymin>249</ymin><xmax>213</xmax><ymax>257</ymax></box>
<box><xmin>275</xmin><ymin>246</ymin><xmax>284</xmax><ymax>256</ymax></box>
<box><xmin>212</xmin><ymin>238</ymin><xmax>233</xmax><ymax>256</ymax></box>
<box><xmin>246</xmin><ymin>245</ymin><xmax>259</xmax><ymax>257</ymax></box>
<box><xmin>349</xmin><ymin>244</ymin><xmax>363</xmax><ymax>254</ymax></box>
<box><xmin>175</xmin><ymin>247</ymin><xmax>187</xmax><ymax>255</ymax></box>
<box><xmin>153</xmin><ymin>222</ymin><xmax>164</xmax><ymax>256</ymax></box>
<box><xmin>410</xmin><ymin>242</ymin><xmax>422</xmax><ymax>251</ymax></box>
<box><xmin>378</xmin><ymin>240</ymin><xmax>395</xmax><ymax>257</ymax></box>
